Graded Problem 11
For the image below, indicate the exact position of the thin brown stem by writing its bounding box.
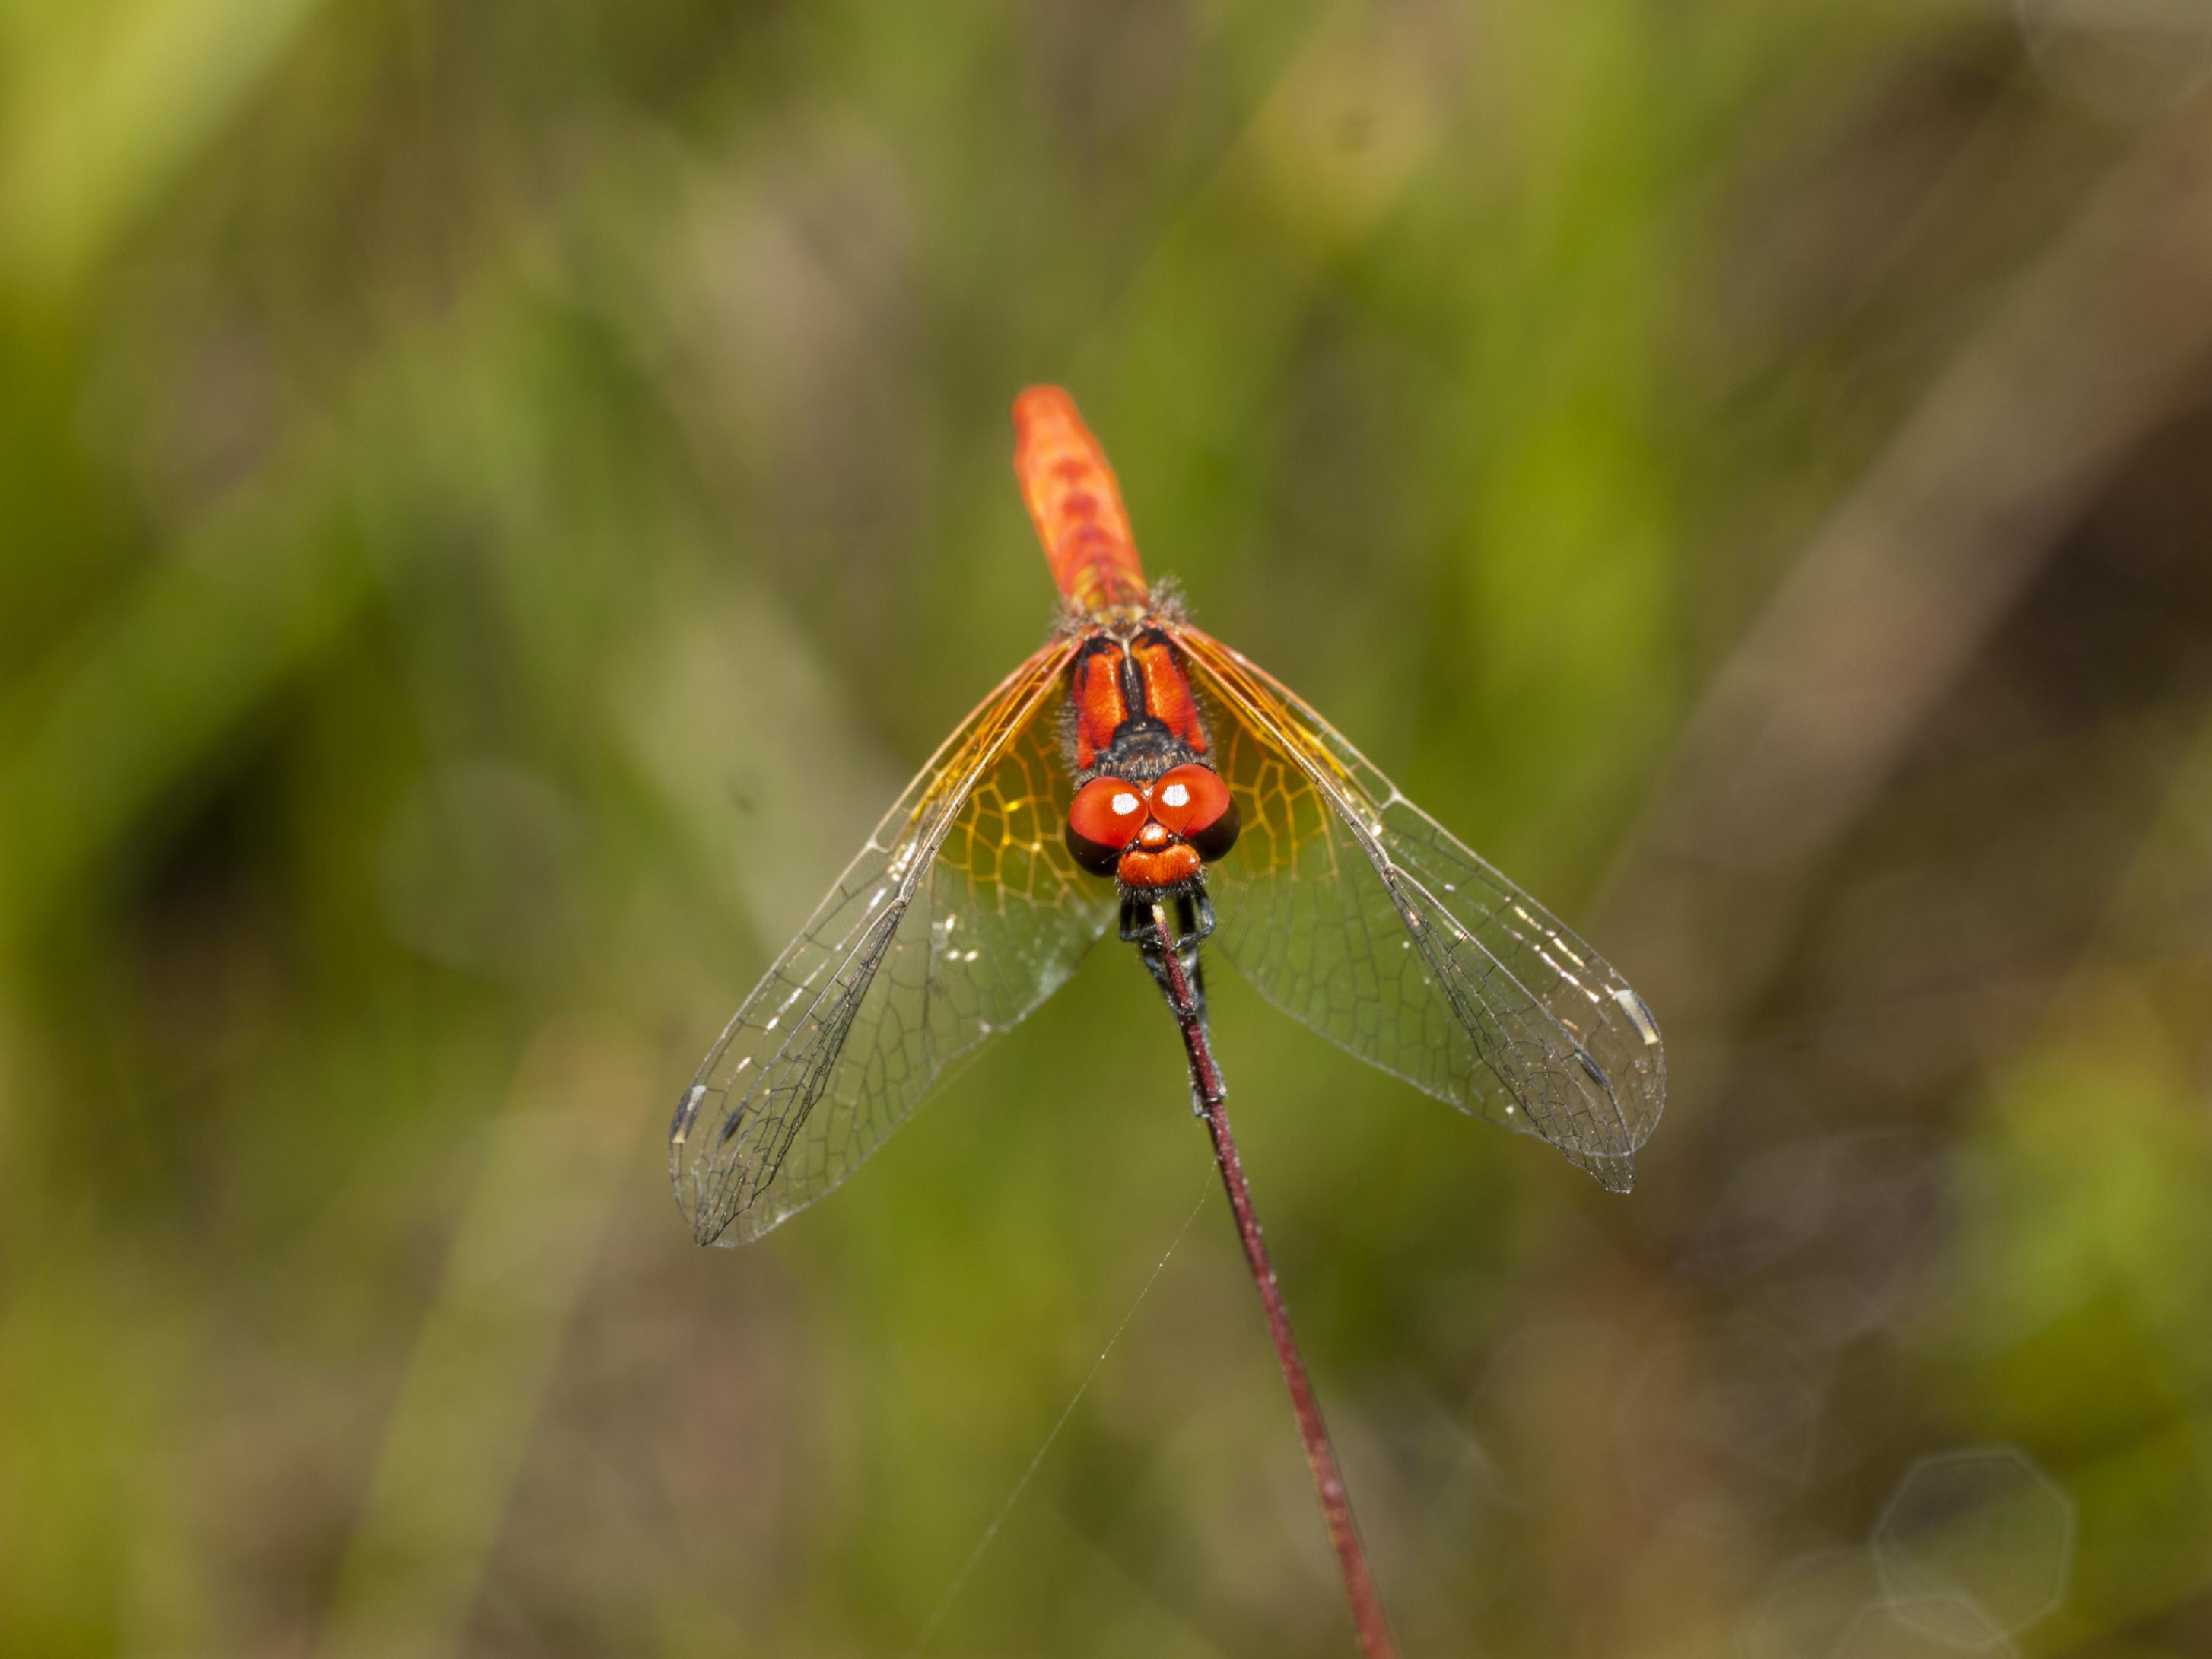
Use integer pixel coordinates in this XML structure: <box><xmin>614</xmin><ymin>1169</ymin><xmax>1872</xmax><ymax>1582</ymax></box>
<box><xmin>1147</xmin><ymin>907</ymin><xmax>1399</xmax><ymax>1659</ymax></box>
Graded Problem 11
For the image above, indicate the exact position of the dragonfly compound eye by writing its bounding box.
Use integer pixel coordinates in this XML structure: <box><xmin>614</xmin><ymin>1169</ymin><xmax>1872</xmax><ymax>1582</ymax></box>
<box><xmin>1066</xmin><ymin>776</ymin><xmax>1149</xmax><ymax>876</ymax></box>
<box><xmin>1148</xmin><ymin>764</ymin><xmax>1240</xmax><ymax>862</ymax></box>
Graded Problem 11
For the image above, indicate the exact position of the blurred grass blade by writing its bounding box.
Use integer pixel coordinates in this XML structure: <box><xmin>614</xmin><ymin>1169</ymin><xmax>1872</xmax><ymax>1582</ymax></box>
<box><xmin>314</xmin><ymin>1024</ymin><xmax>647</xmax><ymax>1659</ymax></box>
<box><xmin>2</xmin><ymin>0</ymin><xmax>329</xmax><ymax>292</ymax></box>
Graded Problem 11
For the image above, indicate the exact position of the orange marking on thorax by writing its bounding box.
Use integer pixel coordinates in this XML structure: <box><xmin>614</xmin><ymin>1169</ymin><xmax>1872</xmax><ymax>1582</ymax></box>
<box><xmin>1069</xmin><ymin>640</ymin><xmax>1132</xmax><ymax>772</ymax></box>
<box><xmin>1130</xmin><ymin>631</ymin><xmax>1206</xmax><ymax>755</ymax></box>
<box><xmin>1012</xmin><ymin>386</ymin><xmax>1149</xmax><ymax>615</ymax></box>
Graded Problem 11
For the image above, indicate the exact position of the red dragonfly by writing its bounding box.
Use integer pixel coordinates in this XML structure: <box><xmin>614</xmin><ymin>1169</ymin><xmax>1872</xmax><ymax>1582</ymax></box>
<box><xmin>672</xmin><ymin>387</ymin><xmax>1664</xmax><ymax>1246</ymax></box>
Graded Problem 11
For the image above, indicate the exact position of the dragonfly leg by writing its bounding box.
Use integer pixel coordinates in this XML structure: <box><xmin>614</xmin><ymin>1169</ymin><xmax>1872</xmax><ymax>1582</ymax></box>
<box><xmin>1138</xmin><ymin>900</ymin><xmax>1225</xmax><ymax>1113</ymax></box>
<box><xmin>1118</xmin><ymin>888</ymin><xmax>1215</xmax><ymax>948</ymax></box>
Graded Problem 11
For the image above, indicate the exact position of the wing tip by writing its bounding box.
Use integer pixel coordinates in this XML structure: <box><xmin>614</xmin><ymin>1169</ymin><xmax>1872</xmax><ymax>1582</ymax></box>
<box><xmin>676</xmin><ymin>1185</ymin><xmax>747</xmax><ymax>1248</ymax></box>
<box><xmin>1578</xmin><ymin>1149</ymin><xmax>1638</xmax><ymax>1194</ymax></box>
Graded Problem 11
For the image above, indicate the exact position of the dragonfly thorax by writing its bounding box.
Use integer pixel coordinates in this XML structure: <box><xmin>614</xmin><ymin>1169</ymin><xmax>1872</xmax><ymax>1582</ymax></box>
<box><xmin>1067</xmin><ymin>624</ymin><xmax>1211</xmax><ymax>779</ymax></box>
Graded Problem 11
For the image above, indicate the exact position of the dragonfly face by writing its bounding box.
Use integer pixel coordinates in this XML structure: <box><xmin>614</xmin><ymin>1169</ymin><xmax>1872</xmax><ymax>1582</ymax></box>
<box><xmin>669</xmin><ymin>386</ymin><xmax>1666</xmax><ymax>1247</ymax></box>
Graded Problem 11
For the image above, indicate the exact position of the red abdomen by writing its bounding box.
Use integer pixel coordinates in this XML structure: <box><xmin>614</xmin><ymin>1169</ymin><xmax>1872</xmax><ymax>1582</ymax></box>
<box><xmin>1012</xmin><ymin>386</ymin><xmax>1149</xmax><ymax>615</ymax></box>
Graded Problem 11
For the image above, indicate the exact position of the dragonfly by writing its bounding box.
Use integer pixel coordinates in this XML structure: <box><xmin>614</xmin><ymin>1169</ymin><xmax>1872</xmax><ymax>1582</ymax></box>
<box><xmin>672</xmin><ymin>386</ymin><xmax>1665</xmax><ymax>1247</ymax></box>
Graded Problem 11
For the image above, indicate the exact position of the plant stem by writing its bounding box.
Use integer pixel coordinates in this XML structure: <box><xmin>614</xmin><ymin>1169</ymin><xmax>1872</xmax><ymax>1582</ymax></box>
<box><xmin>1146</xmin><ymin>907</ymin><xmax>1400</xmax><ymax>1659</ymax></box>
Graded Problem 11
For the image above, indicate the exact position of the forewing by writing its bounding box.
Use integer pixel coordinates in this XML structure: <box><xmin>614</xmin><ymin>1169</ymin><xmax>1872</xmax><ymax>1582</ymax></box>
<box><xmin>672</xmin><ymin>639</ymin><xmax>1116</xmax><ymax>1244</ymax></box>
<box><xmin>1173</xmin><ymin>626</ymin><xmax>1664</xmax><ymax>1191</ymax></box>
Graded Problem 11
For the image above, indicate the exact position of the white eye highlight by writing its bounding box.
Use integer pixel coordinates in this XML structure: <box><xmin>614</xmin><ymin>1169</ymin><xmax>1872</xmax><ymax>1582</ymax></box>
<box><xmin>1161</xmin><ymin>782</ymin><xmax>1190</xmax><ymax>808</ymax></box>
<box><xmin>1111</xmin><ymin>791</ymin><xmax>1140</xmax><ymax>816</ymax></box>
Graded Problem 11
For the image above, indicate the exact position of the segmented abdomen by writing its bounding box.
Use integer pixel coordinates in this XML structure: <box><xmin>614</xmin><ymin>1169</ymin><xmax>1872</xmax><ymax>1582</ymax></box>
<box><xmin>1012</xmin><ymin>386</ymin><xmax>1149</xmax><ymax>616</ymax></box>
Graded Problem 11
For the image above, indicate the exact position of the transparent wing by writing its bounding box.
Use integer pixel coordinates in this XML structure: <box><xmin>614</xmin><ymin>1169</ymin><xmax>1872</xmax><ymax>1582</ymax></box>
<box><xmin>672</xmin><ymin>638</ymin><xmax>1117</xmax><ymax>1245</ymax></box>
<box><xmin>1173</xmin><ymin>625</ymin><xmax>1664</xmax><ymax>1191</ymax></box>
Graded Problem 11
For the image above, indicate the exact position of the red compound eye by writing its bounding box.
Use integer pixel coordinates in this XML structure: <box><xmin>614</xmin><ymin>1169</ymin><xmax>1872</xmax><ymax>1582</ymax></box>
<box><xmin>1148</xmin><ymin>764</ymin><xmax>1239</xmax><ymax>861</ymax></box>
<box><xmin>1066</xmin><ymin>776</ymin><xmax>1148</xmax><ymax>876</ymax></box>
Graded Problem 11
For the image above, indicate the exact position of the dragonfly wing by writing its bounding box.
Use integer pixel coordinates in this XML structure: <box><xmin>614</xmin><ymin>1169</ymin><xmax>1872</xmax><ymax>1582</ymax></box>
<box><xmin>1173</xmin><ymin>626</ymin><xmax>1665</xmax><ymax>1191</ymax></box>
<box><xmin>672</xmin><ymin>639</ymin><xmax>1117</xmax><ymax>1244</ymax></box>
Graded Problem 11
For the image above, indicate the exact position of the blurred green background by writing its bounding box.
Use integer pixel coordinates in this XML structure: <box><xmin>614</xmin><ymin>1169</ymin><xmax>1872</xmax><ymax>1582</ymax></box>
<box><xmin>8</xmin><ymin>2</ymin><xmax>2212</xmax><ymax>1655</ymax></box>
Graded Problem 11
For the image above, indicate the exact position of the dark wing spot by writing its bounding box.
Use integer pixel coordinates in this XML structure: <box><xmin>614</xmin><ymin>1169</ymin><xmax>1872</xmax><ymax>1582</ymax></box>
<box><xmin>1575</xmin><ymin>1050</ymin><xmax>1614</xmax><ymax>1098</ymax></box>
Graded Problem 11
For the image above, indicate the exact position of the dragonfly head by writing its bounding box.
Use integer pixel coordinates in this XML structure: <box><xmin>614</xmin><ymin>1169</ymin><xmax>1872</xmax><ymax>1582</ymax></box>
<box><xmin>1066</xmin><ymin>763</ymin><xmax>1240</xmax><ymax>891</ymax></box>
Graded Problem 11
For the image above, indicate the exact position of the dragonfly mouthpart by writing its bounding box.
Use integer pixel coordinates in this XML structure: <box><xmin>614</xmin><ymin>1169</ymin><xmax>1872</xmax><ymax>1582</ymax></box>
<box><xmin>1117</xmin><ymin>842</ymin><xmax>1203</xmax><ymax>889</ymax></box>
